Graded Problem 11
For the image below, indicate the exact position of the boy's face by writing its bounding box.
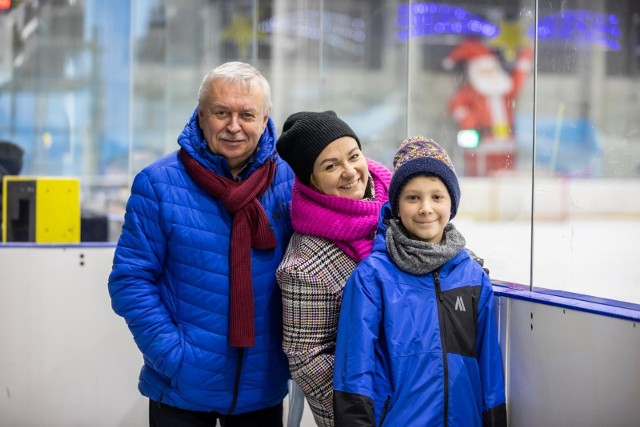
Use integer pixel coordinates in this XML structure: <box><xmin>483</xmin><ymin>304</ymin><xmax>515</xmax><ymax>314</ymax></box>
<box><xmin>397</xmin><ymin>175</ymin><xmax>451</xmax><ymax>244</ymax></box>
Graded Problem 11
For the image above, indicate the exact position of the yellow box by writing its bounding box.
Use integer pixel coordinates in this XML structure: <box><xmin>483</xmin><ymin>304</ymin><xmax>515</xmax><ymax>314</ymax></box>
<box><xmin>2</xmin><ymin>176</ymin><xmax>80</xmax><ymax>243</ymax></box>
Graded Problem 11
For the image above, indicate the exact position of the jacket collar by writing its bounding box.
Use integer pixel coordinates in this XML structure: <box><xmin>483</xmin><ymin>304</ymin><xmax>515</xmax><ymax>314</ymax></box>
<box><xmin>177</xmin><ymin>107</ymin><xmax>277</xmax><ymax>179</ymax></box>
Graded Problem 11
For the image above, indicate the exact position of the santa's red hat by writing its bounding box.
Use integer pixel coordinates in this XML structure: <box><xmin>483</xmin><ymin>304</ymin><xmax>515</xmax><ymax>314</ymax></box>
<box><xmin>443</xmin><ymin>38</ymin><xmax>494</xmax><ymax>70</ymax></box>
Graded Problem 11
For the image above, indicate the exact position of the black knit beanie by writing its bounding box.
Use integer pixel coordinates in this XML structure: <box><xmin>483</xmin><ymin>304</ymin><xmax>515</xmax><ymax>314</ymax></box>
<box><xmin>276</xmin><ymin>111</ymin><xmax>360</xmax><ymax>185</ymax></box>
<box><xmin>388</xmin><ymin>136</ymin><xmax>461</xmax><ymax>220</ymax></box>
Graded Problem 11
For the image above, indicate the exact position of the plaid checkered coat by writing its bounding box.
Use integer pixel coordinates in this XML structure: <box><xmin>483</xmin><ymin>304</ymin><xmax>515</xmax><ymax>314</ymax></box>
<box><xmin>277</xmin><ymin>233</ymin><xmax>357</xmax><ymax>427</ymax></box>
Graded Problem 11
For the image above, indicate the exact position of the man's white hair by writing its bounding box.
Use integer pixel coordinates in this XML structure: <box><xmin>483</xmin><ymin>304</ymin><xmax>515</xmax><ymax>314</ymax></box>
<box><xmin>197</xmin><ymin>61</ymin><xmax>272</xmax><ymax>115</ymax></box>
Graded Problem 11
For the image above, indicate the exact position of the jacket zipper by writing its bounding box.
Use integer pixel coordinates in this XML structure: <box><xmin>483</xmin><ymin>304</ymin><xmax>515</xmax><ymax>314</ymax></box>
<box><xmin>434</xmin><ymin>270</ymin><xmax>449</xmax><ymax>427</ymax></box>
<box><xmin>379</xmin><ymin>395</ymin><xmax>391</xmax><ymax>426</ymax></box>
<box><xmin>227</xmin><ymin>348</ymin><xmax>244</xmax><ymax>414</ymax></box>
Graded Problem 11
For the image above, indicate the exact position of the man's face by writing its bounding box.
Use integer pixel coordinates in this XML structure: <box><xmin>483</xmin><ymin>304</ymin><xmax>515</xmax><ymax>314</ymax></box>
<box><xmin>198</xmin><ymin>79</ymin><xmax>269</xmax><ymax>177</ymax></box>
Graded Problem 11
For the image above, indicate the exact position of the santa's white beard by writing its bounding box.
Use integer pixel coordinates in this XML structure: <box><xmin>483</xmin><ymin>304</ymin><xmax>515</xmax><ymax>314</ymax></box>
<box><xmin>468</xmin><ymin>59</ymin><xmax>513</xmax><ymax>96</ymax></box>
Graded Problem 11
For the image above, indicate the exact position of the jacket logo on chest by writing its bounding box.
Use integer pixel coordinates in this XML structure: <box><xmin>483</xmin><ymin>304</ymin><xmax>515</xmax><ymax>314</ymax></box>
<box><xmin>454</xmin><ymin>295</ymin><xmax>466</xmax><ymax>312</ymax></box>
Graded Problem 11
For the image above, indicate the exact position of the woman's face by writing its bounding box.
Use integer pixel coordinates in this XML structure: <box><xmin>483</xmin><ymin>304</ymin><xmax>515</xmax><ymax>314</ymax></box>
<box><xmin>310</xmin><ymin>136</ymin><xmax>368</xmax><ymax>199</ymax></box>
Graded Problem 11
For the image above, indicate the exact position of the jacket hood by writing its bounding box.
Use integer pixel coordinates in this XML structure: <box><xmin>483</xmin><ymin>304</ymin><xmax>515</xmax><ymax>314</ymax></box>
<box><xmin>372</xmin><ymin>201</ymin><xmax>393</xmax><ymax>253</ymax></box>
<box><xmin>177</xmin><ymin>107</ymin><xmax>278</xmax><ymax>177</ymax></box>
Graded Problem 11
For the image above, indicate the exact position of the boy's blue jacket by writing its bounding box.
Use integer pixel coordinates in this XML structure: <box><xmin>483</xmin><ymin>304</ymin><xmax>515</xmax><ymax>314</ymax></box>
<box><xmin>108</xmin><ymin>109</ymin><xmax>294</xmax><ymax>413</ymax></box>
<box><xmin>333</xmin><ymin>202</ymin><xmax>507</xmax><ymax>426</ymax></box>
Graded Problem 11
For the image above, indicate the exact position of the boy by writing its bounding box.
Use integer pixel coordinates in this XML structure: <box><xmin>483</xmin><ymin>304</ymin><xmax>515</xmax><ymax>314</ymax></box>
<box><xmin>333</xmin><ymin>136</ymin><xmax>507</xmax><ymax>426</ymax></box>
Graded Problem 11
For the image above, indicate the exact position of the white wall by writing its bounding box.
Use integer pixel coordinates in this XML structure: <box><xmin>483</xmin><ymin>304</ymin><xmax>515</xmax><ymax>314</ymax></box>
<box><xmin>496</xmin><ymin>290</ymin><xmax>640</xmax><ymax>426</ymax></box>
<box><xmin>0</xmin><ymin>246</ymin><xmax>147</xmax><ymax>426</ymax></box>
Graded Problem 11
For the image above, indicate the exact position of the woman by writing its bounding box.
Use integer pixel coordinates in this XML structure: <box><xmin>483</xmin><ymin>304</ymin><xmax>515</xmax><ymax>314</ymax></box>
<box><xmin>275</xmin><ymin>111</ymin><xmax>392</xmax><ymax>427</ymax></box>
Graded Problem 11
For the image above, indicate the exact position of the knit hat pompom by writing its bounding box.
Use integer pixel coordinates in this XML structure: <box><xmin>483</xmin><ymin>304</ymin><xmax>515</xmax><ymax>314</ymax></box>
<box><xmin>388</xmin><ymin>136</ymin><xmax>460</xmax><ymax>219</ymax></box>
<box><xmin>276</xmin><ymin>110</ymin><xmax>360</xmax><ymax>185</ymax></box>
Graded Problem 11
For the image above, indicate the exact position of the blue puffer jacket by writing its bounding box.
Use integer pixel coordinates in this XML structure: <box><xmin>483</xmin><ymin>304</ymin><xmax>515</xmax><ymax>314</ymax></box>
<box><xmin>333</xmin><ymin>203</ymin><xmax>506</xmax><ymax>427</ymax></box>
<box><xmin>108</xmin><ymin>109</ymin><xmax>294</xmax><ymax>413</ymax></box>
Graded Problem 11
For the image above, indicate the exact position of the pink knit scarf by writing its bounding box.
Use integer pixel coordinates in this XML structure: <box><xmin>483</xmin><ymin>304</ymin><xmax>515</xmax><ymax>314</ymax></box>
<box><xmin>291</xmin><ymin>158</ymin><xmax>391</xmax><ymax>262</ymax></box>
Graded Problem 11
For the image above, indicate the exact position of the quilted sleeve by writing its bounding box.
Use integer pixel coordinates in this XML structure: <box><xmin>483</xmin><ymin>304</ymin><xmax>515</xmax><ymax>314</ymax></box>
<box><xmin>108</xmin><ymin>171</ymin><xmax>182</xmax><ymax>380</ymax></box>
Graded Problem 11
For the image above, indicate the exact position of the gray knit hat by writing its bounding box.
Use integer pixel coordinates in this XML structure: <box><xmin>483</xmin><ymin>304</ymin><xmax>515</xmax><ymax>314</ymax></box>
<box><xmin>276</xmin><ymin>111</ymin><xmax>360</xmax><ymax>185</ymax></box>
<box><xmin>388</xmin><ymin>136</ymin><xmax>460</xmax><ymax>219</ymax></box>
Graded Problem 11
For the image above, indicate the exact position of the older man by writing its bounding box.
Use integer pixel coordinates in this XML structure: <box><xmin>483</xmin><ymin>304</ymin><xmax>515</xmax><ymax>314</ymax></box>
<box><xmin>108</xmin><ymin>61</ymin><xmax>294</xmax><ymax>427</ymax></box>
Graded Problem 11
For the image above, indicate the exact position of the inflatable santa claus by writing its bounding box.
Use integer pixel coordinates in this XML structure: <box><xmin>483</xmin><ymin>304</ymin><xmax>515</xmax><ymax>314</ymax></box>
<box><xmin>444</xmin><ymin>38</ymin><xmax>533</xmax><ymax>176</ymax></box>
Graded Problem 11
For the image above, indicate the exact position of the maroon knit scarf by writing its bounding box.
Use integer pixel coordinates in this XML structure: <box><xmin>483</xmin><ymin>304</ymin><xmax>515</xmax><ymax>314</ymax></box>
<box><xmin>179</xmin><ymin>149</ymin><xmax>277</xmax><ymax>347</ymax></box>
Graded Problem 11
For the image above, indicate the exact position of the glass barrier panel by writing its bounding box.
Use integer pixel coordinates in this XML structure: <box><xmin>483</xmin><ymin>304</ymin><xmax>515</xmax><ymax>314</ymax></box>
<box><xmin>1</xmin><ymin>0</ymin><xmax>638</xmax><ymax>305</ymax></box>
<box><xmin>532</xmin><ymin>1</ymin><xmax>640</xmax><ymax>304</ymax></box>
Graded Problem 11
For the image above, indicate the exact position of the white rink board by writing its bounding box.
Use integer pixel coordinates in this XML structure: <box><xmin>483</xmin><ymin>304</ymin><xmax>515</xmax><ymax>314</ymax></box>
<box><xmin>0</xmin><ymin>238</ymin><xmax>638</xmax><ymax>426</ymax></box>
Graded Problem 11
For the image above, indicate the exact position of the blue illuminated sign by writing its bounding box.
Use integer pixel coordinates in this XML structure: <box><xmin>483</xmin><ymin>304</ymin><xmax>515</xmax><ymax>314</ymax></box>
<box><xmin>396</xmin><ymin>3</ymin><xmax>621</xmax><ymax>51</ymax></box>
<box><xmin>260</xmin><ymin>10</ymin><xmax>366</xmax><ymax>56</ymax></box>
<box><xmin>397</xmin><ymin>3</ymin><xmax>498</xmax><ymax>40</ymax></box>
<box><xmin>532</xmin><ymin>10</ymin><xmax>621</xmax><ymax>50</ymax></box>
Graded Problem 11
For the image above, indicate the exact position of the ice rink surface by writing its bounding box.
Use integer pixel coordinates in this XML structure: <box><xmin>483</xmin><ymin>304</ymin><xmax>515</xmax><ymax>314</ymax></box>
<box><xmin>455</xmin><ymin>218</ymin><xmax>640</xmax><ymax>305</ymax></box>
